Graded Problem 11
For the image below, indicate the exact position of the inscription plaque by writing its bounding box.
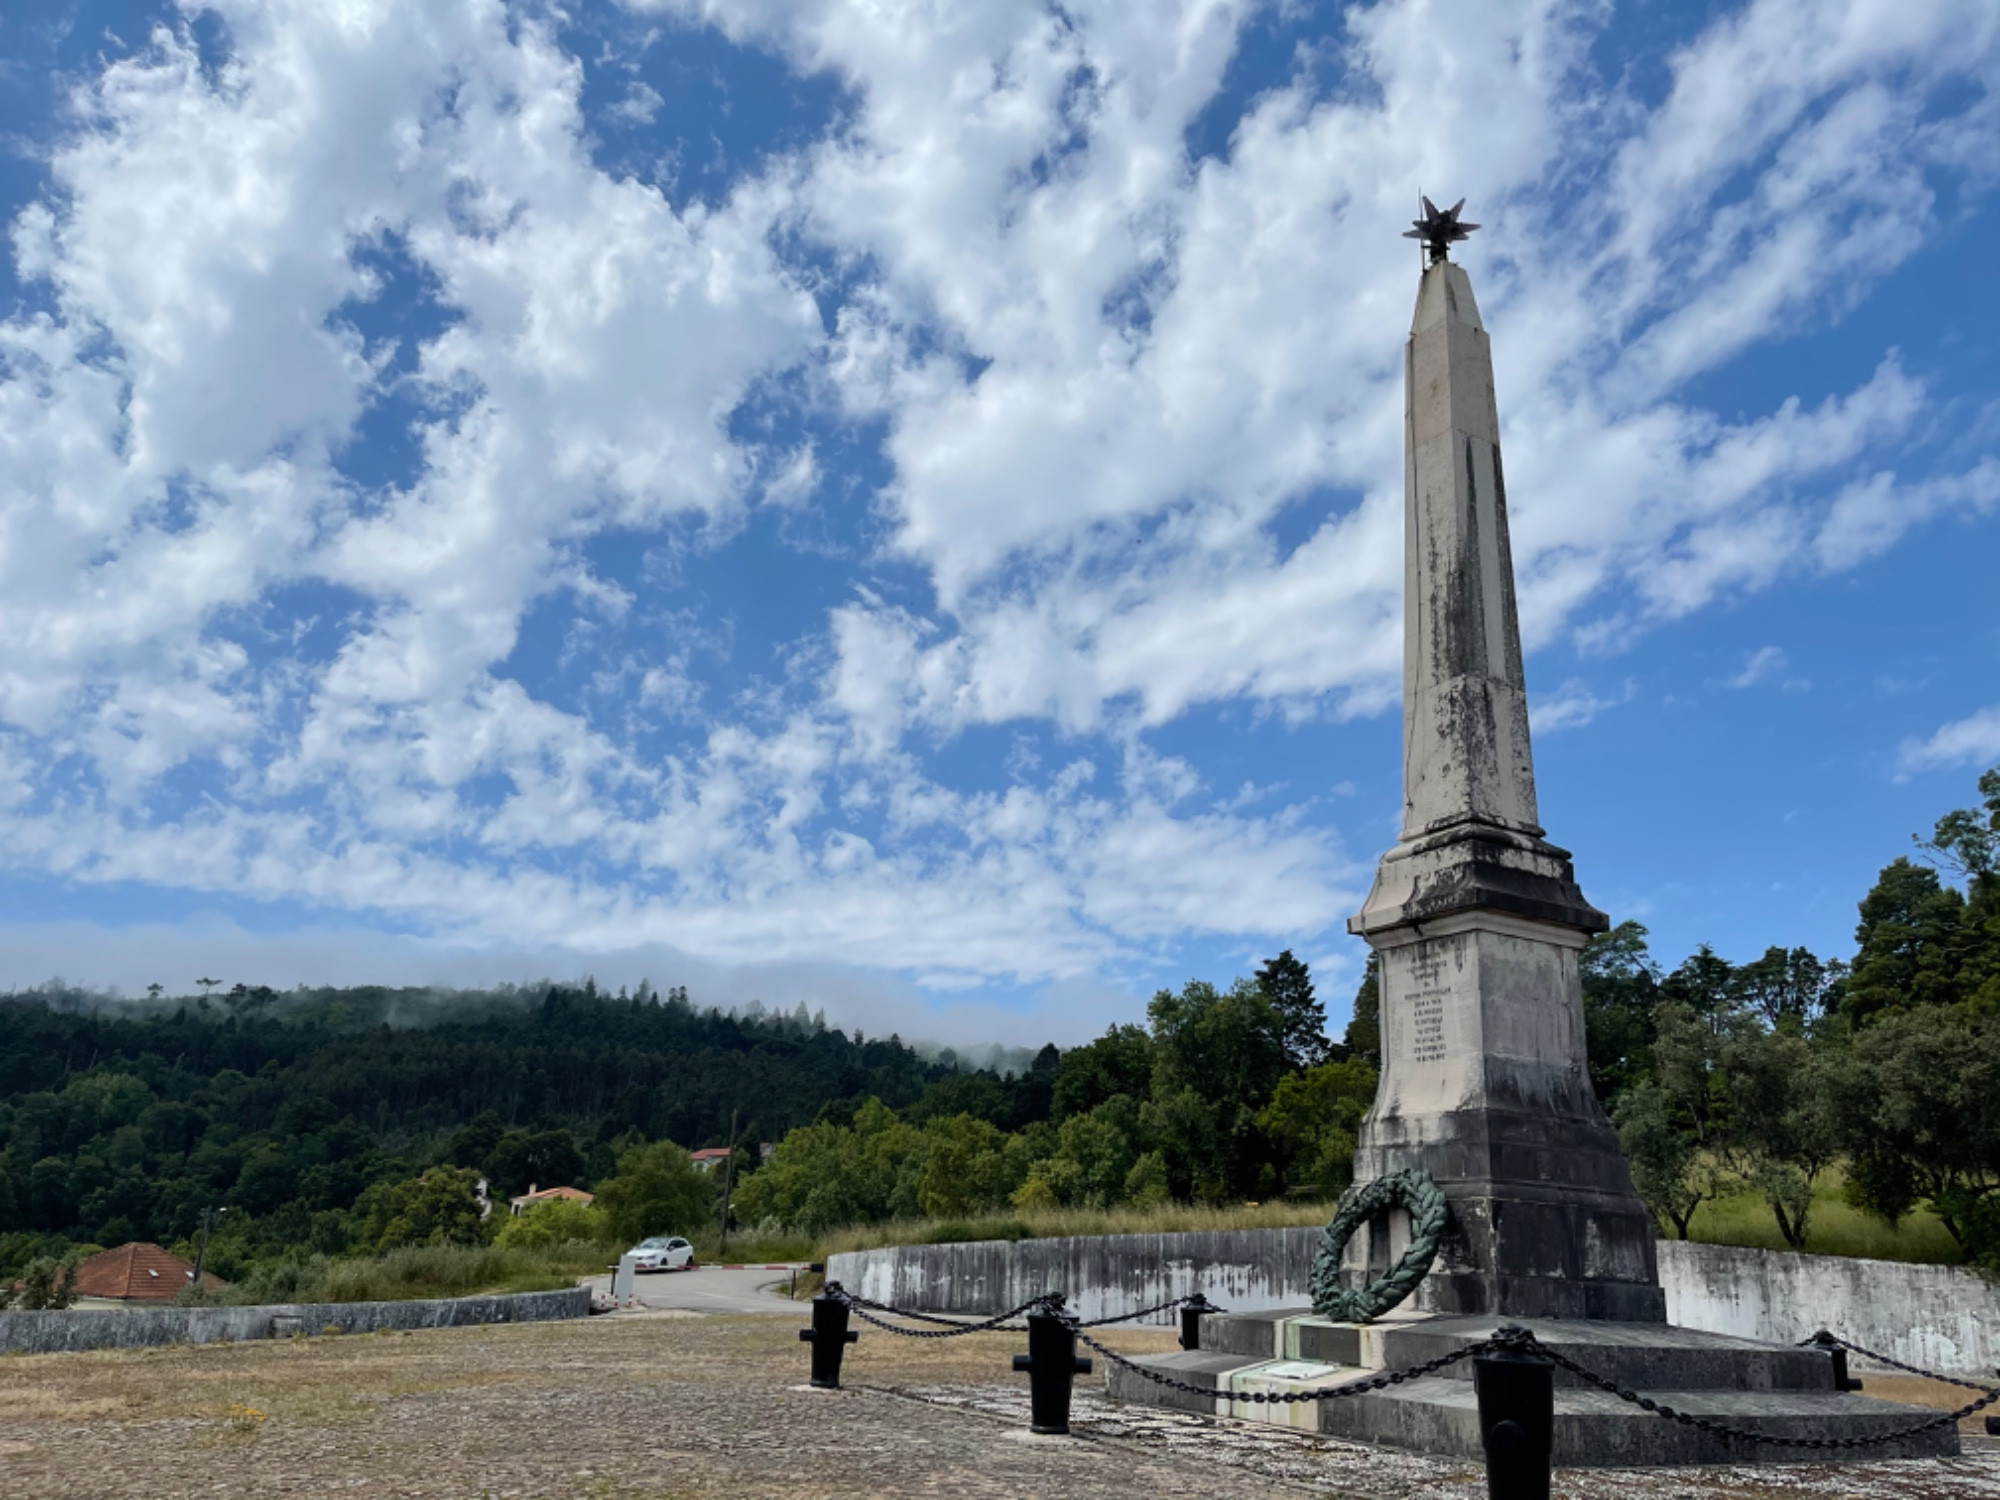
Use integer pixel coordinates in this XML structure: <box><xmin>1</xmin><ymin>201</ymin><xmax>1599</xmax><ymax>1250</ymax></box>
<box><xmin>1403</xmin><ymin>948</ymin><xmax>1451</xmax><ymax>1064</ymax></box>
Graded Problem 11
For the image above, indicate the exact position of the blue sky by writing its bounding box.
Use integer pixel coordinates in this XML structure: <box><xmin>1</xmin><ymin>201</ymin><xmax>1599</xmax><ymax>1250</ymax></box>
<box><xmin>0</xmin><ymin>0</ymin><xmax>1994</xmax><ymax>1045</ymax></box>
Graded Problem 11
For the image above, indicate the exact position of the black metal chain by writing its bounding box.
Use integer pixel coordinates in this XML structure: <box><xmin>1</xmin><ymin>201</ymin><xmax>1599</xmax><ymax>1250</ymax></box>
<box><xmin>1076</xmin><ymin>1295</ymin><xmax>1196</xmax><ymax>1328</ymax></box>
<box><xmin>1804</xmin><ymin>1331</ymin><xmax>1999</xmax><ymax>1394</ymax></box>
<box><xmin>1069</xmin><ymin>1321</ymin><xmax>1490</xmax><ymax>1403</ymax></box>
<box><xmin>1536</xmin><ymin>1337</ymin><xmax>2000</xmax><ymax>1451</ymax></box>
<box><xmin>832</xmin><ymin>1288</ymin><xmax>1057</xmax><ymax>1338</ymax></box>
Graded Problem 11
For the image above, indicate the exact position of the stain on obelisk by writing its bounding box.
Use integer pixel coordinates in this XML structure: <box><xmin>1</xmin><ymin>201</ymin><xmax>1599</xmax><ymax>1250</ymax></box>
<box><xmin>1349</xmin><ymin>200</ymin><xmax>1665</xmax><ymax>1322</ymax></box>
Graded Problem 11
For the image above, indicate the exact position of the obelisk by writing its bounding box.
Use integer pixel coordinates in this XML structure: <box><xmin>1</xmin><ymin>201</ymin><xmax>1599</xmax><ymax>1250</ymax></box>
<box><xmin>1347</xmin><ymin>200</ymin><xmax>1664</xmax><ymax>1322</ymax></box>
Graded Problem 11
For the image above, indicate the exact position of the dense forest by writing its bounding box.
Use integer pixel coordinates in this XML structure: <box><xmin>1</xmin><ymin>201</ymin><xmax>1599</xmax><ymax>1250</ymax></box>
<box><xmin>0</xmin><ymin>980</ymin><xmax>951</xmax><ymax>1281</ymax></box>
<box><xmin>3</xmin><ymin>766</ymin><xmax>1997</xmax><ymax>1289</ymax></box>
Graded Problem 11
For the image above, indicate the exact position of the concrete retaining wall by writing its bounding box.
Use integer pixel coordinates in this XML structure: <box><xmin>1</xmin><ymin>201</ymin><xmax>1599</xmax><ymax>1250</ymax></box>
<box><xmin>0</xmin><ymin>1285</ymin><xmax>590</xmax><ymax>1355</ymax></box>
<box><xmin>1657</xmin><ymin>1239</ymin><xmax>1998</xmax><ymax>1378</ymax></box>
<box><xmin>828</xmin><ymin>1233</ymin><xmax>2000</xmax><ymax>1377</ymax></box>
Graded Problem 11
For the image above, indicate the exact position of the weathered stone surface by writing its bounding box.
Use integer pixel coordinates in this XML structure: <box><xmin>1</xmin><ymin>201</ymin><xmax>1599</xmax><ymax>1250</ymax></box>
<box><xmin>1107</xmin><ymin>1311</ymin><xmax>1964</xmax><ymax>1466</ymax></box>
<box><xmin>1344</xmin><ymin>256</ymin><xmax>1659</xmax><ymax>1323</ymax></box>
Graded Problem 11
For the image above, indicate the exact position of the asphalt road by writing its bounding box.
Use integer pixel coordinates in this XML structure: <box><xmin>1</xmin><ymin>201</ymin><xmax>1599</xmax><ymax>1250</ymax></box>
<box><xmin>586</xmin><ymin>1262</ymin><xmax>807</xmax><ymax>1316</ymax></box>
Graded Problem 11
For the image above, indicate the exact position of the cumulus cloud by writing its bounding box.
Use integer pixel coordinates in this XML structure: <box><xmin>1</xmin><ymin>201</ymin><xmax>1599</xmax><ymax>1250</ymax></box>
<box><xmin>0</xmin><ymin>0</ymin><xmax>1994</xmax><ymax>1015</ymax></box>
<box><xmin>1898</xmin><ymin>707</ymin><xmax>2000</xmax><ymax>778</ymax></box>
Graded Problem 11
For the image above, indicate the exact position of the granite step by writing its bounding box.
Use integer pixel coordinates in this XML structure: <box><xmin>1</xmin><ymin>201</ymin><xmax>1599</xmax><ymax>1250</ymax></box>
<box><xmin>1198</xmin><ymin>1308</ymin><xmax>1841</xmax><ymax>1391</ymax></box>
<box><xmin>1105</xmin><ymin>1313</ymin><xmax>1963</xmax><ymax>1466</ymax></box>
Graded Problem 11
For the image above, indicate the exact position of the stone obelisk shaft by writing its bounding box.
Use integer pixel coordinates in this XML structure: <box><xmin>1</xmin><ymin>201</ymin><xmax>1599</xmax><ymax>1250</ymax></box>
<box><xmin>1347</xmin><ymin>259</ymin><xmax>1664</xmax><ymax>1323</ymax></box>
<box><xmin>1400</xmin><ymin>265</ymin><xmax>1536</xmax><ymax>842</ymax></box>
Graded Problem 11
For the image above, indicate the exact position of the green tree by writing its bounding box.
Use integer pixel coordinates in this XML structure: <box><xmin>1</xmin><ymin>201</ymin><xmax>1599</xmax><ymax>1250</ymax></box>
<box><xmin>1917</xmin><ymin>766</ymin><xmax>2000</xmax><ymax>1014</ymax></box>
<box><xmin>1661</xmin><ymin>946</ymin><xmax>1741</xmax><ymax>1028</ymax></box>
<box><xmin>483</xmin><ymin>1129</ymin><xmax>587</xmax><ymax>1198</ymax></box>
<box><xmin>1840</xmin><ymin>1005</ymin><xmax>2000</xmax><ymax>1248</ymax></box>
<box><xmin>914</xmin><ymin>1115</ymin><xmax>1015</xmax><ymax>1218</ymax></box>
<box><xmin>1344</xmin><ymin>956</ymin><xmax>1380</xmax><ymax>1066</ymax></box>
<box><xmin>1147</xmin><ymin>978</ymin><xmax>1289</xmax><ymax>1197</ymax></box>
<box><xmin>357</xmin><ymin>1167</ymin><xmax>490</xmax><ymax>1253</ymax></box>
<box><xmin>1722</xmin><ymin>1027</ymin><xmax>1848</xmax><ymax>1247</ymax></box>
<box><xmin>1257</xmin><ymin>1056</ymin><xmax>1377</xmax><ymax>1198</ymax></box>
<box><xmin>12</xmin><ymin>1251</ymin><xmax>79</xmax><ymax>1310</ymax></box>
<box><xmin>1612</xmin><ymin>1001</ymin><xmax>1738</xmax><ymax>1238</ymax></box>
<box><xmin>1731</xmin><ymin>947</ymin><xmax>1843</xmax><ymax>1031</ymax></box>
<box><xmin>593</xmin><ymin>1141</ymin><xmax>716</xmax><ymax>1244</ymax></box>
<box><xmin>1921</xmin><ymin>766</ymin><xmax>2000</xmax><ymax>883</ymax></box>
<box><xmin>1138</xmin><ymin>1086</ymin><xmax>1225</xmax><ymax>1202</ymax></box>
<box><xmin>1580</xmin><ymin>921</ymin><xmax>1662</xmax><ymax>1106</ymax></box>
<box><xmin>1051</xmin><ymin>1025</ymin><xmax>1153</xmax><ymax>1120</ymax></box>
<box><xmin>493</xmin><ymin>1196</ymin><xmax>609</xmax><ymax>1249</ymax></box>
<box><xmin>1845</xmin><ymin>859</ymin><xmax>1968</xmax><ymax>1020</ymax></box>
<box><xmin>1255</xmin><ymin>950</ymin><xmax>1330</xmax><ymax>1069</ymax></box>
<box><xmin>1123</xmin><ymin>1151</ymin><xmax>1170</xmax><ymax>1205</ymax></box>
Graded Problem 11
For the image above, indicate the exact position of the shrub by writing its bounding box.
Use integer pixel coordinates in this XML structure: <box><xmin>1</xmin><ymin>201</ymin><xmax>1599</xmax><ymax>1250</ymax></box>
<box><xmin>494</xmin><ymin>1198</ymin><xmax>609</xmax><ymax>1250</ymax></box>
<box><xmin>926</xmin><ymin>1219</ymin><xmax>1032</xmax><ymax>1244</ymax></box>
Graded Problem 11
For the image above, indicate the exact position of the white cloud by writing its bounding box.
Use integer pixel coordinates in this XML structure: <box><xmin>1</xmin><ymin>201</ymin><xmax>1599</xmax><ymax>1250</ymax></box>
<box><xmin>1529</xmin><ymin>678</ymin><xmax>1635</xmax><ymax>735</ymax></box>
<box><xmin>1729</xmin><ymin>647</ymin><xmax>1787</xmax><ymax>689</ymax></box>
<box><xmin>0</xmin><ymin>0</ymin><xmax>1994</xmax><ymax>1003</ymax></box>
<box><xmin>1897</xmin><ymin>706</ymin><xmax>2000</xmax><ymax>778</ymax></box>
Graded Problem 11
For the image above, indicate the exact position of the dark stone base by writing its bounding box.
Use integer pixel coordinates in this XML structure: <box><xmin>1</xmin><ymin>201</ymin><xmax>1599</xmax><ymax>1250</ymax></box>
<box><xmin>1354</xmin><ymin>1102</ymin><xmax>1665</xmax><ymax>1323</ymax></box>
<box><xmin>1106</xmin><ymin>1312</ymin><xmax>1963</xmax><ymax>1467</ymax></box>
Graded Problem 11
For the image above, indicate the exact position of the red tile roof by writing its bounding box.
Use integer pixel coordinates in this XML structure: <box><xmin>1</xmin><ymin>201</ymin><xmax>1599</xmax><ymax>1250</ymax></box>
<box><xmin>508</xmin><ymin>1185</ymin><xmax>594</xmax><ymax>1207</ymax></box>
<box><xmin>72</xmin><ymin>1242</ymin><xmax>225</xmax><ymax>1302</ymax></box>
<box><xmin>688</xmin><ymin>1148</ymin><xmax>731</xmax><ymax>1162</ymax></box>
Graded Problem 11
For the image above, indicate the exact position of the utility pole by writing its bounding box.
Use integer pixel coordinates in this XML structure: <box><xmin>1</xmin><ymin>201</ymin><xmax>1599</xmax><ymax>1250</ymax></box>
<box><xmin>190</xmin><ymin>1206</ymin><xmax>225</xmax><ymax>1291</ymax></box>
<box><xmin>717</xmin><ymin>1109</ymin><xmax>740</xmax><ymax>1247</ymax></box>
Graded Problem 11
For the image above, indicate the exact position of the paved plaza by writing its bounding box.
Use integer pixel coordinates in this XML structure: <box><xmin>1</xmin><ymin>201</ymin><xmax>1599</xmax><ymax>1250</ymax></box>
<box><xmin>0</xmin><ymin>1310</ymin><xmax>1992</xmax><ymax>1498</ymax></box>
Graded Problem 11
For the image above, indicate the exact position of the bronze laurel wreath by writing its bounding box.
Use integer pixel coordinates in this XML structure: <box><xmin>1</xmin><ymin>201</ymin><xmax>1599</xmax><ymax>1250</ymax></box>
<box><xmin>1308</xmin><ymin>1168</ymin><xmax>1447</xmax><ymax>1323</ymax></box>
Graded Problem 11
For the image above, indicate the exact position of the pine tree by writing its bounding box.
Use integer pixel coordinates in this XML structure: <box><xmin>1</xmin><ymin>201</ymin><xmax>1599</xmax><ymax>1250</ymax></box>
<box><xmin>1256</xmin><ymin>950</ymin><xmax>1330</xmax><ymax>1068</ymax></box>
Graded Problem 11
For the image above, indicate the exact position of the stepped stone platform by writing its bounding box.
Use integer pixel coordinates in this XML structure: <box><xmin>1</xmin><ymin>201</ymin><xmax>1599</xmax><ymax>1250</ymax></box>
<box><xmin>1105</xmin><ymin>1307</ymin><xmax>1962</xmax><ymax>1467</ymax></box>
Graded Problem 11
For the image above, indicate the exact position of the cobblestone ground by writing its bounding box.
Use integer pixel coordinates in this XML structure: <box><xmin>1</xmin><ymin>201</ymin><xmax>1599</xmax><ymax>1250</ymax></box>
<box><xmin>0</xmin><ymin>1311</ymin><xmax>1992</xmax><ymax>1498</ymax></box>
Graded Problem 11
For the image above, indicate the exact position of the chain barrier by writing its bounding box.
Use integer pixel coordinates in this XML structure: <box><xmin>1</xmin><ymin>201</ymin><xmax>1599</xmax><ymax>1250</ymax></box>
<box><xmin>830</xmin><ymin>1286</ymin><xmax>1058</xmax><ymax>1339</ymax></box>
<box><xmin>1801</xmin><ymin>1331</ymin><xmax>1998</xmax><ymax>1393</ymax></box>
<box><xmin>1064</xmin><ymin>1314</ymin><xmax>1999</xmax><ymax>1451</ymax></box>
<box><xmin>830</xmin><ymin>1286</ymin><xmax>1200</xmax><ymax>1335</ymax></box>
<box><xmin>815</xmin><ymin>1282</ymin><xmax>1998</xmax><ymax>1456</ymax></box>
<box><xmin>1076</xmin><ymin>1295</ymin><xmax>1198</xmax><ymax>1328</ymax></box>
<box><xmin>1069</xmin><ymin>1318</ymin><xmax>1490</xmax><ymax>1403</ymax></box>
<box><xmin>1531</xmin><ymin>1331</ymin><xmax>2000</xmax><ymax>1452</ymax></box>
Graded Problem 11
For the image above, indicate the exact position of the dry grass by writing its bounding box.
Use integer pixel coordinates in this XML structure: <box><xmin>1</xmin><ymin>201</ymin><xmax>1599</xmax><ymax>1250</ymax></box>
<box><xmin>815</xmin><ymin>1199</ymin><xmax>1336</xmax><ymax>1258</ymax></box>
<box><xmin>1678</xmin><ymin>1166</ymin><xmax>1965</xmax><ymax>1265</ymax></box>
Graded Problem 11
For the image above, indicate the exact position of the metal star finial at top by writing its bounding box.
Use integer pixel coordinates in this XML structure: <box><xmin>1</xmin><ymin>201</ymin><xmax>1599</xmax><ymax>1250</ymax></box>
<box><xmin>1403</xmin><ymin>196</ymin><xmax>1480</xmax><ymax>265</ymax></box>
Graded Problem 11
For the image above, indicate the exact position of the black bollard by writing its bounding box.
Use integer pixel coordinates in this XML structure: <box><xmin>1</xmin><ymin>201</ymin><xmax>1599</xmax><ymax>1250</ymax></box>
<box><xmin>799</xmin><ymin>1285</ymin><xmax>859</xmax><ymax>1389</ymax></box>
<box><xmin>1012</xmin><ymin>1302</ymin><xmax>1093</xmax><ymax>1435</ymax></box>
<box><xmin>1474</xmin><ymin>1327</ymin><xmax>1554</xmax><ymax>1500</ymax></box>
<box><xmin>1180</xmin><ymin>1292</ymin><xmax>1224</xmax><ymax>1351</ymax></box>
<box><xmin>1986</xmin><ymin>1415</ymin><xmax>2000</xmax><ymax>1437</ymax></box>
<box><xmin>1808</xmin><ymin>1330</ymin><xmax>1863</xmax><ymax>1392</ymax></box>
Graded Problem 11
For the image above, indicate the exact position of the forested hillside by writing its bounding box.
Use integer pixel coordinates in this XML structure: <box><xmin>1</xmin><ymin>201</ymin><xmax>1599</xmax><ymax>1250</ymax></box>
<box><xmin>0</xmin><ymin>981</ymin><xmax>951</xmax><ymax>1279</ymax></box>
<box><xmin>3</xmin><ymin>766</ymin><xmax>1996</xmax><ymax>1289</ymax></box>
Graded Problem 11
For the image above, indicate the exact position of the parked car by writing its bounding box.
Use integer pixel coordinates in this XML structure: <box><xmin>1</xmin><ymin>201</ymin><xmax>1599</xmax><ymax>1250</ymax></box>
<box><xmin>627</xmin><ymin>1236</ymin><xmax>696</xmax><ymax>1272</ymax></box>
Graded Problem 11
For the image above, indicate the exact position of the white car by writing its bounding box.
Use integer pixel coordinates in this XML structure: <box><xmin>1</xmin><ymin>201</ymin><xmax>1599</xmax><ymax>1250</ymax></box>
<box><xmin>627</xmin><ymin>1236</ymin><xmax>696</xmax><ymax>1273</ymax></box>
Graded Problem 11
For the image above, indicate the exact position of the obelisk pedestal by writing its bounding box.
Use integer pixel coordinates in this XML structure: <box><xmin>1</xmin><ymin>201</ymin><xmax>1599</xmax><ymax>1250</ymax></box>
<box><xmin>1342</xmin><ymin>258</ymin><xmax>1663</xmax><ymax>1322</ymax></box>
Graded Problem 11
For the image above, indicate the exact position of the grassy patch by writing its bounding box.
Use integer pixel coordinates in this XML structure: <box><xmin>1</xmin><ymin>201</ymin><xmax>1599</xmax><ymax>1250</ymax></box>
<box><xmin>1677</xmin><ymin>1166</ymin><xmax>1963</xmax><ymax>1264</ymax></box>
<box><xmin>210</xmin><ymin>1240</ymin><xmax>616</xmax><ymax>1306</ymax></box>
<box><xmin>813</xmin><ymin>1199</ymin><xmax>1337</xmax><ymax>1258</ymax></box>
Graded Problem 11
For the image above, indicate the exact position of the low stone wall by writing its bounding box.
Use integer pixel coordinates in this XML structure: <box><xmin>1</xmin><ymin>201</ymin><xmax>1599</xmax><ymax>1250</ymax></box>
<box><xmin>1657</xmin><ymin>1239</ymin><xmax>1998</xmax><ymax>1378</ymax></box>
<box><xmin>827</xmin><ymin>1232</ymin><xmax>2000</xmax><ymax>1377</ymax></box>
<box><xmin>829</xmin><ymin>1227</ymin><xmax>1326</xmax><ymax>1327</ymax></box>
<box><xmin>0</xmin><ymin>1285</ymin><xmax>590</xmax><ymax>1356</ymax></box>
